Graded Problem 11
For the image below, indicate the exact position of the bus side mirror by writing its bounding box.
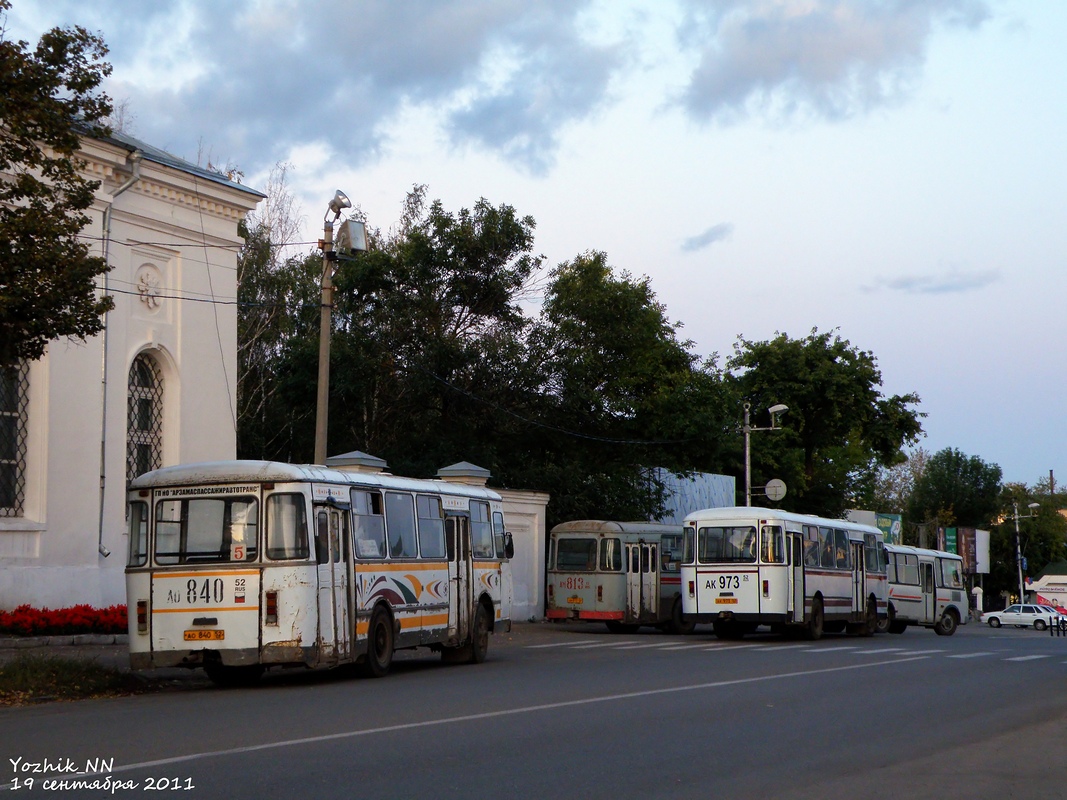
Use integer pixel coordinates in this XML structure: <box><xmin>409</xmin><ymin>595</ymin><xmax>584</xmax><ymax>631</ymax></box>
<box><xmin>504</xmin><ymin>532</ymin><xmax>515</xmax><ymax>560</ymax></box>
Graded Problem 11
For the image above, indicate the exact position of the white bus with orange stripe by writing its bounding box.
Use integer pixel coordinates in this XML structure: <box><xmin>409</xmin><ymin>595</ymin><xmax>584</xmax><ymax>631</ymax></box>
<box><xmin>126</xmin><ymin>460</ymin><xmax>513</xmax><ymax>684</ymax></box>
<box><xmin>680</xmin><ymin>507</ymin><xmax>888</xmax><ymax>640</ymax></box>
<box><xmin>545</xmin><ymin>521</ymin><xmax>694</xmax><ymax>634</ymax></box>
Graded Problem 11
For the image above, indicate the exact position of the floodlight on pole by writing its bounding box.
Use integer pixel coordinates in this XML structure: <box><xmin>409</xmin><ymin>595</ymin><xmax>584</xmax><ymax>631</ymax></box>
<box><xmin>743</xmin><ymin>402</ymin><xmax>788</xmax><ymax>506</ymax></box>
<box><xmin>314</xmin><ymin>189</ymin><xmax>352</xmax><ymax>465</ymax></box>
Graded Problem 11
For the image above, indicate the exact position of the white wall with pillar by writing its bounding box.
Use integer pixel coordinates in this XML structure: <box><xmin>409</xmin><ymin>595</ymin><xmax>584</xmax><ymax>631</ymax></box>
<box><xmin>0</xmin><ymin>131</ymin><xmax>263</xmax><ymax>609</ymax></box>
<box><xmin>433</xmin><ymin>461</ymin><xmax>549</xmax><ymax>622</ymax></box>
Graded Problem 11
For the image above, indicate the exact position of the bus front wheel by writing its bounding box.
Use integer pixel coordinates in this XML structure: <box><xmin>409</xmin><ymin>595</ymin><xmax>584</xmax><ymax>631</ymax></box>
<box><xmin>934</xmin><ymin>610</ymin><xmax>959</xmax><ymax>636</ymax></box>
<box><xmin>362</xmin><ymin>606</ymin><xmax>394</xmax><ymax>678</ymax></box>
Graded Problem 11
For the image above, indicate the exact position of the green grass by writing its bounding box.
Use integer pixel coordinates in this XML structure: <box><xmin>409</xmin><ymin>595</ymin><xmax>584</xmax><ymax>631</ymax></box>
<box><xmin>0</xmin><ymin>653</ymin><xmax>145</xmax><ymax>705</ymax></box>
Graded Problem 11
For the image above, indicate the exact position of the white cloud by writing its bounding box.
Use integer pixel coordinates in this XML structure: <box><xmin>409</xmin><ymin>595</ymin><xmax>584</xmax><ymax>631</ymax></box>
<box><xmin>676</xmin><ymin>0</ymin><xmax>989</xmax><ymax>123</ymax></box>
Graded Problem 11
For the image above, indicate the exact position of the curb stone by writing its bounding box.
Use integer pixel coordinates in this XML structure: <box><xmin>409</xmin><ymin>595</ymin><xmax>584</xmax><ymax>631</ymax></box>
<box><xmin>0</xmin><ymin>634</ymin><xmax>129</xmax><ymax>650</ymax></box>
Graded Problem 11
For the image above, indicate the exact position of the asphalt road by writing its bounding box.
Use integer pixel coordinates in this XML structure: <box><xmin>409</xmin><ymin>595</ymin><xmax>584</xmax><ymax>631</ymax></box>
<box><xmin>3</xmin><ymin>620</ymin><xmax>1066</xmax><ymax>799</ymax></box>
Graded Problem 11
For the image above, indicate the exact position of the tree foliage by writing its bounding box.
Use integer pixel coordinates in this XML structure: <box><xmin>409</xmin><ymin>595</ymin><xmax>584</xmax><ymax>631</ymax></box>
<box><xmin>907</xmin><ymin>447</ymin><xmax>1002</xmax><ymax>528</ymax></box>
<box><xmin>522</xmin><ymin>251</ymin><xmax>733</xmax><ymax>523</ymax></box>
<box><xmin>986</xmin><ymin>483</ymin><xmax>1067</xmax><ymax>604</ymax></box>
<box><xmin>727</xmin><ymin>329</ymin><xmax>924</xmax><ymax>517</ymax></box>
<box><xmin>0</xmin><ymin>0</ymin><xmax>114</xmax><ymax>368</ymax></box>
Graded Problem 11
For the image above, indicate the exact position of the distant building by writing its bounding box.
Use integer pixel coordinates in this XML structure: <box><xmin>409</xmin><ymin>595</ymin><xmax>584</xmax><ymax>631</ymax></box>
<box><xmin>653</xmin><ymin>469</ymin><xmax>736</xmax><ymax>524</ymax></box>
<box><xmin>1</xmin><ymin>131</ymin><xmax>263</xmax><ymax>609</ymax></box>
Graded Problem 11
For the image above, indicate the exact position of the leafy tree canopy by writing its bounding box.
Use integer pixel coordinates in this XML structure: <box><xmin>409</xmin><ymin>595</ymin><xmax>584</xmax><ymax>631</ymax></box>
<box><xmin>907</xmin><ymin>446</ymin><xmax>1002</xmax><ymax>528</ymax></box>
<box><xmin>0</xmin><ymin>0</ymin><xmax>114</xmax><ymax>368</ymax></box>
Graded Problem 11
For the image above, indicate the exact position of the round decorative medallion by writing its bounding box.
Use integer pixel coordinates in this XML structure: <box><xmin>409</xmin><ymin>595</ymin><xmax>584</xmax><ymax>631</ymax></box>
<box><xmin>135</xmin><ymin>264</ymin><xmax>163</xmax><ymax>310</ymax></box>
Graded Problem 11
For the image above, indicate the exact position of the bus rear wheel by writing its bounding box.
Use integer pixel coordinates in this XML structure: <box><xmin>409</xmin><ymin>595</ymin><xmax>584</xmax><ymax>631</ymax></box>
<box><xmin>806</xmin><ymin>597</ymin><xmax>824</xmax><ymax>641</ymax></box>
<box><xmin>204</xmin><ymin>661</ymin><xmax>263</xmax><ymax>688</ymax></box>
<box><xmin>362</xmin><ymin>606</ymin><xmax>394</xmax><ymax>678</ymax></box>
<box><xmin>470</xmin><ymin>602</ymin><xmax>491</xmax><ymax>664</ymax></box>
<box><xmin>713</xmin><ymin>621</ymin><xmax>745</xmax><ymax>640</ymax></box>
<box><xmin>668</xmin><ymin>599</ymin><xmax>696</xmax><ymax>635</ymax></box>
<box><xmin>876</xmin><ymin>604</ymin><xmax>896</xmax><ymax>634</ymax></box>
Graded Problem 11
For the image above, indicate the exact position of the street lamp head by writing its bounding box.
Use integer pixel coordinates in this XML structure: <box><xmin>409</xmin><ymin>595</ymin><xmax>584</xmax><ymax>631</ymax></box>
<box><xmin>327</xmin><ymin>189</ymin><xmax>352</xmax><ymax>219</ymax></box>
<box><xmin>768</xmin><ymin>404</ymin><xmax>789</xmax><ymax>416</ymax></box>
<box><xmin>1028</xmin><ymin>502</ymin><xmax>1040</xmax><ymax>510</ymax></box>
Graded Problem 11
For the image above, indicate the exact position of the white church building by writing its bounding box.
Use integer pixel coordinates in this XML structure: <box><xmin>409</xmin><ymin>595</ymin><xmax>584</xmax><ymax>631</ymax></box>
<box><xmin>1</xmin><ymin>131</ymin><xmax>264</xmax><ymax>609</ymax></box>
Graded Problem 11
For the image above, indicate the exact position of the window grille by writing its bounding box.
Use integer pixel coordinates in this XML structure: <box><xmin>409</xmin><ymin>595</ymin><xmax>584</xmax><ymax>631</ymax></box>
<box><xmin>127</xmin><ymin>353</ymin><xmax>163</xmax><ymax>485</ymax></box>
<box><xmin>0</xmin><ymin>362</ymin><xmax>29</xmax><ymax>517</ymax></box>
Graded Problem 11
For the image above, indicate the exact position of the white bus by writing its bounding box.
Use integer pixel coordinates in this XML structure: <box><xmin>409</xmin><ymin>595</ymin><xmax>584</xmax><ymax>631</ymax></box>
<box><xmin>126</xmin><ymin>460</ymin><xmax>513</xmax><ymax>684</ymax></box>
<box><xmin>681</xmin><ymin>507</ymin><xmax>887</xmax><ymax>640</ymax></box>
<box><xmin>881</xmin><ymin>544</ymin><xmax>967</xmax><ymax>636</ymax></box>
<box><xmin>545</xmin><ymin>521</ymin><xmax>694</xmax><ymax>634</ymax></box>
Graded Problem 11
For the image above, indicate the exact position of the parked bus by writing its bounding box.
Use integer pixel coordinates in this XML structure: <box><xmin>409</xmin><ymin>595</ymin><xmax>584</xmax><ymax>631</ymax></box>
<box><xmin>126</xmin><ymin>460</ymin><xmax>513</xmax><ymax>684</ymax></box>
<box><xmin>680</xmin><ymin>507</ymin><xmax>887</xmax><ymax>640</ymax></box>
<box><xmin>881</xmin><ymin>544</ymin><xmax>967</xmax><ymax>636</ymax></box>
<box><xmin>546</xmin><ymin>521</ymin><xmax>694</xmax><ymax>634</ymax></box>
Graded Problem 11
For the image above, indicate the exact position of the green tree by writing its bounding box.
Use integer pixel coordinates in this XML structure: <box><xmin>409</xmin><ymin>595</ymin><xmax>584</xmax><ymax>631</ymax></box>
<box><xmin>873</xmin><ymin>447</ymin><xmax>930</xmax><ymax>516</ymax></box>
<box><xmin>0</xmin><ymin>1</ymin><xmax>114</xmax><ymax>368</ymax></box>
<box><xmin>727</xmin><ymin>328</ymin><xmax>924</xmax><ymax>517</ymax></box>
<box><xmin>235</xmin><ymin>163</ymin><xmax>316</xmax><ymax>459</ymax></box>
<box><xmin>907</xmin><ymin>447</ymin><xmax>1002</xmax><ymax>530</ymax></box>
<box><xmin>987</xmin><ymin>484</ymin><xmax>1067</xmax><ymax>604</ymax></box>
<box><xmin>523</xmin><ymin>252</ymin><xmax>732</xmax><ymax>524</ymax></box>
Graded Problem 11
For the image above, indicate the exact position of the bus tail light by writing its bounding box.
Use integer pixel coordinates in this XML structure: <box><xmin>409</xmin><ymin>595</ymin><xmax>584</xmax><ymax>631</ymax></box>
<box><xmin>762</xmin><ymin>580</ymin><xmax>769</xmax><ymax>598</ymax></box>
<box><xmin>688</xmin><ymin>581</ymin><xmax>695</xmax><ymax>598</ymax></box>
<box><xmin>597</xmin><ymin>585</ymin><xmax>603</xmax><ymax>602</ymax></box>
<box><xmin>547</xmin><ymin>583</ymin><xmax>554</xmax><ymax>601</ymax></box>
<box><xmin>265</xmin><ymin>591</ymin><xmax>278</xmax><ymax>626</ymax></box>
<box><xmin>136</xmin><ymin>600</ymin><xmax>148</xmax><ymax>634</ymax></box>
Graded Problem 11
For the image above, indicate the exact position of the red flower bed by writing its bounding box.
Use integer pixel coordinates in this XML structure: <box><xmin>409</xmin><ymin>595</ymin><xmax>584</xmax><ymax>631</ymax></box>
<box><xmin>0</xmin><ymin>604</ymin><xmax>128</xmax><ymax>636</ymax></box>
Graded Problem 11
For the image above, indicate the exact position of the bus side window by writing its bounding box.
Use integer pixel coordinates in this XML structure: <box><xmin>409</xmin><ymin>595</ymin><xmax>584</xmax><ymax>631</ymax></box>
<box><xmin>834</xmin><ymin>530</ymin><xmax>850</xmax><ymax>569</ymax></box>
<box><xmin>352</xmin><ymin>490</ymin><xmax>385</xmax><ymax>559</ymax></box>
<box><xmin>819</xmin><ymin>527</ymin><xmax>835</xmax><ymax>569</ymax></box>
<box><xmin>385</xmin><ymin>492</ymin><xmax>417</xmax><ymax>558</ymax></box>
<box><xmin>683</xmin><ymin>526</ymin><xmax>695</xmax><ymax>564</ymax></box>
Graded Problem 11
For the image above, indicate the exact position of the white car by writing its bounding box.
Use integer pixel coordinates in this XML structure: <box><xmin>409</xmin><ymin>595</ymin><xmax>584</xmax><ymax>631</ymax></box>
<box><xmin>981</xmin><ymin>604</ymin><xmax>1062</xmax><ymax>630</ymax></box>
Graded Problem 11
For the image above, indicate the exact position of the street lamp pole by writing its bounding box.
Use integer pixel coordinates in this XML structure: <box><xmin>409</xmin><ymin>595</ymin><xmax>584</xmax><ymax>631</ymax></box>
<box><xmin>1012</xmin><ymin>500</ymin><xmax>1040</xmax><ymax>604</ymax></box>
<box><xmin>314</xmin><ymin>190</ymin><xmax>351</xmax><ymax>465</ymax></box>
<box><xmin>743</xmin><ymin>402</ymin><xmax>788</xmax><ymax>506</ymax></box>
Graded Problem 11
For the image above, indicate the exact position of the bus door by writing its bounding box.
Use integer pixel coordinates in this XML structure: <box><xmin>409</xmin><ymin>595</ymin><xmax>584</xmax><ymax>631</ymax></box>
<box><xmin>314</xmin><ymin>506</ymin><xmax>348</xmax><ymax>662</ymax></box>
<box><xmin>921</xmin><ymin>561</ymin><xmax>935</xmax><ymax>622</ymax></box>
<box><xmin>447</xmin><ymin>514</ymin><xmax>473</xmax><ymax>642</ymax></box>
<box><xmin>852</xmin><ymin>541</ymin><xmax>865</xmax><ymax>614</ymax></box>
<box><xmin>626</xmin><ymin>542</ymin><xmax>658</xmax><ymax>621</ymax></box>
<box><xmin>791</xmin><ymin>534</ymin><xmax>805</xmax><ymax>623</ymax></box>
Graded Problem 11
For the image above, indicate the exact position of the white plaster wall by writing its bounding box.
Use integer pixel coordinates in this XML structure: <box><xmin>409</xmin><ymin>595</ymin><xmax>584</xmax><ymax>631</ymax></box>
<box><xmin>500</xmin><ymin>489</ymin><xmax>550</xmax><ymax>621</ymax></box>
<box><xmin>0</xmin><ymin>137</ymin><xmax>259</xmax><ymax>610</ymax></box>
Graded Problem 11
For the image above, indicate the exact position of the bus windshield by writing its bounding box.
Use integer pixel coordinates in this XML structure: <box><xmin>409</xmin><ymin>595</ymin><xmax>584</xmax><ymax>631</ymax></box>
<box><xmin>698</xmin><ymin>525</ymin><xmax>757</xmax><ymax>563</ymax></box>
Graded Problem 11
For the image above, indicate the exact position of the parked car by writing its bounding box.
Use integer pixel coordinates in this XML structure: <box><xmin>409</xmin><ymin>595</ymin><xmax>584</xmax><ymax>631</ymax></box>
<box><xmin>981</xmin><ymin>604</ymin><xmax>1062</xmax><ymax>630</ymax></box>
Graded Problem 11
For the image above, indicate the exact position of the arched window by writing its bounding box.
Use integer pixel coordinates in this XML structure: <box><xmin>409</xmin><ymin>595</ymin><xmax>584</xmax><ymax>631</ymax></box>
<box><xmin>0</xmin><ymin>362</ymin><xmax>29</xmax><ymax>517</ymax></box>
<box><xmin>127</xmin><ymin>353</ymin><xmax>163</xmax><ymax>485</ymax></box>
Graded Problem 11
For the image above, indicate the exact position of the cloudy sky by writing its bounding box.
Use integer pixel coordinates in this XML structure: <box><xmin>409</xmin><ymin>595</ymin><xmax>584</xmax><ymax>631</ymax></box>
<box><xmin>6</xmin><ymin>0</ymin><xmax>1065</xmax><ymax>488</ymax></box>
